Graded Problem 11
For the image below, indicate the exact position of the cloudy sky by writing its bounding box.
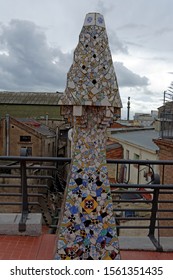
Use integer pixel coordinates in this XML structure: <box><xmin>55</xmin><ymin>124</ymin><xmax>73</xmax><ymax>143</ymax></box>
<box><xmin>0</xmin><ymin>0</ymin><xmax>173</xmax><ymax>118</ymax></box>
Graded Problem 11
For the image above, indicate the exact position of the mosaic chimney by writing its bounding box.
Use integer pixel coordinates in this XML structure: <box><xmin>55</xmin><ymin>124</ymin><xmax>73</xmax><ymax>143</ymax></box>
<box><xmin>55</xmin><ymin>13</ymin><xmax>122</xmax><ymax>260</ymax></box>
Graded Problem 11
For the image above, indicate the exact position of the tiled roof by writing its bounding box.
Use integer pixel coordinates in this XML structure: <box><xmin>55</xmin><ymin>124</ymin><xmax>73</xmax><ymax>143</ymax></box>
<box><xmin>16</xmin><ymin>118</ymin><xmax>56</xmax><ymax>137</ymax></box>
<box><xmin>111</xmin><ymin>129</ymin><xmax>159</xmax><ymax>152</ymax></box>
<box><xmin>0</xmin><ymin>91</ymin><xmax>63</xmax><ymax>105</ymax></box>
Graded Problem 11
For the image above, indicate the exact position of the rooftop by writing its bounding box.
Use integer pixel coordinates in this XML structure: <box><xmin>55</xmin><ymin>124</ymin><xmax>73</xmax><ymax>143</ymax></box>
<box><xmin>16</xmin><ymin>118</ymin><xmax>56</xmax><ymax>137</ymax></box>
<box><xmin>0</xmin><ymin>91</ymin><xmax>62</xmax><ymax>105</ymax></box>
<box><xmin>111</xmin><ymin>129</ymin><xmax>159</xmax><ymax>152</ymax></box>
<box><xmin>0</xmin><ymin>156</ymin><xmax>173</xmax><ymax>260</ymax></box>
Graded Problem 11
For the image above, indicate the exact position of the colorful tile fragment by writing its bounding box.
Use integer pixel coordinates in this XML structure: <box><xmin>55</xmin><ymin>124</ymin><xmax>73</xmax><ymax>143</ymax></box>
<box><xmin>58</xmin><ymin>12</ymin><xmax>122</xmax><ymax>108</ymax></box>
<box><xmin>55</xmin><ymin>13</ymin><xmax>121</xmax><ymax>260</ymax></box>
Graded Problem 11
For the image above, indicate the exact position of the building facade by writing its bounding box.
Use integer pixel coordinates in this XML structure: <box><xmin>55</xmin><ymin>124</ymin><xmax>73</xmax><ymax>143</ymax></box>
<box><xmin>110</xmin><ymin>128</ymin><xmax>159</xmax><ymax>184</ymax></box>
<box><xmin>0</xmin><ymin>116</ymin><xmax>56</xmax><ymax>157</ymax></box>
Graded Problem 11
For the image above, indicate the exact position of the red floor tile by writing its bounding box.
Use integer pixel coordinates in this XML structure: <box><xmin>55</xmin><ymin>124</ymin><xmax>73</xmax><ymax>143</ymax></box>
<box><xmin>36</xmin><ymin>234</ymin><xmax>57</xmax><ymax>259</ymax></box>
<box><xmin>121</xmin><ymin>250</ymin><xmax>173</xmax><ymax>260</ymax></box>
<box><xmin>0</xmin><ymin>231</ymin><xmax>57</xmax><ymax>260</ymax></box>
<box><xmin>0</xmin><ymin>231</ymin><xmax>173</xmax><ymax>260</ymax></box>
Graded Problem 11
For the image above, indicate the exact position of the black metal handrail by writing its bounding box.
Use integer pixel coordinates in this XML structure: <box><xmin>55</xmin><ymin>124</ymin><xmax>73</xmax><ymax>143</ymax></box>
<box><xmin>111</xmin><ymin>184</ymin><xmax>173</xmax><ymax>251</ymax></box>
<box><xmin>0</xmin><ymin>156</ymin><xmax>173</xmax><ymax>251</ymax></box>
<box><xmin>0</xmin><ymin>156</ymin><xmax>71</xmax><ymax>232</ymax></box>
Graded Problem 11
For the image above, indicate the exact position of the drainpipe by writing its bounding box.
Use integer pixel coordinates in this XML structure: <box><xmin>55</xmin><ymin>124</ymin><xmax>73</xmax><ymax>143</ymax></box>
<box><xmin>5</xmin><ymin>114</ymin><xmax>10</xmax><ymax>156</ymax></box>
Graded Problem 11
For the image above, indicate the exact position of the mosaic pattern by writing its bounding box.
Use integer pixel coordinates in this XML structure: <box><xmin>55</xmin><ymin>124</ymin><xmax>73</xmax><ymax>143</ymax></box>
<box><xmin>55</xmin><ymin>107</ymin><xmax>120</xmax><ymax>260</ymax></box>
<box><xmin>58</xmin><ymin>13</ymin><xmax>122</xmax><ymax>108</ymax></box>
<box><xmin>55</xmin><ymin>13</ymin><xmax>121</xmax><ymax>260</ymax></box>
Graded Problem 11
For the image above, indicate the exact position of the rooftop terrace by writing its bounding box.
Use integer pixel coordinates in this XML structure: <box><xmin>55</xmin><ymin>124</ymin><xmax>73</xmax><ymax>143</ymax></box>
<box><xmin>0</xmin><ymin>156</ymin><xmax>173</xmax><ymax>260</ymax></box>
<box><xmin>0</xmin><ymin>230</ymin><xmax>173</xmax><ymax>260</ymax></box>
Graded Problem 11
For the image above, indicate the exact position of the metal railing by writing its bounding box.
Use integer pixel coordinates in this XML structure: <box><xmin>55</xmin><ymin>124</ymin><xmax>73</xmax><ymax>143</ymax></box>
<box><xmin>160</xmin><ymin>113</ymin><xmax>173</xmax><ymax>139</ymax></box>
<box><xmin>108</xmin><ymin>159</ymin><xmax>173</xmax><ymax>251</ymax></box>
<box><xmin>0</xmin><ymin>156</ymin><xmax>173</xmax><ymax>251</ymax></box>
<box><xmin>0</xmin><ymin>156</ymin><xmax>71</xmax><ymax>232</ymax></box>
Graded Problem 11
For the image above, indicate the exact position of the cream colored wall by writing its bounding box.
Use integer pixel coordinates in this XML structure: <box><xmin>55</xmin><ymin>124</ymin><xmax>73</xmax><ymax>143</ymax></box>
<box><xmin>115</xmin><ymin>141</ymin><xmax>159</xmax><ymax>184</ymax></box>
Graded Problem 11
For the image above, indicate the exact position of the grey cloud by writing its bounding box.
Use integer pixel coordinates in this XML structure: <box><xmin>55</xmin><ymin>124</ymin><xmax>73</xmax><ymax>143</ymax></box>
<box><xmin>124</xmin><ymin>41</ymin><xmax>143</xmax><ymax>48</ymax></box>
<box><xmin>132</xmin><ymin>95</ymin><xmax>162</xmax><ymax>109</ymax></box>
<box><xmin>108</xmin><ymin>30</ymin><xmax>128</xmax><ymax>54</ymax></box>
<box><xmin>132</xmin><ymin>89</ymin><xmax>161</xmax><ymax>101</ymax></box>
<box><xmin>155</xmin><ymin>27</ymin><xmax>173</xmax><ymax>36</ymax></box>
<box><xmin>152</xmin><ymin>56</ymin><xmax>168</xmax><ymax>61</ymax></box>
<box><xmin>96</xmin><ymin>0</ymin><xmax>114</xmax><ymax>15</ymax></box>
<box><xmin>93</xmin><ymin>1</ymin><xmax>129</xmax><ymax>54</ymax></box>
<box><xmin>117</xmin><ymin>23</ymin><xmax>147</xmax><ymax>31</ymax></box>
<box><xmin>115</xmin><ymin>61</ymin><xmax>149</xmax><ymax>88</ymax></box>
<box><xmin>0</xmin><ymin>19</ymin><xmax>72</xmax><ymax>91</ymax></box>
<box><xmin>0</xmin><ymin>19</ymin><xmax>150</xmax><ymax>94</ymax></box>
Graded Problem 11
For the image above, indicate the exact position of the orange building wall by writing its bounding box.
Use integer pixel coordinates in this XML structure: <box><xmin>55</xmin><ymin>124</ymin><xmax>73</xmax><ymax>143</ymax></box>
<box><xmin>154</xmin><ymin>138</ymin><xmax>173</xmax><ymax>237</ymax></box>
<box><xmin>106</xmin><ymin>141</ymin><xmax>123</xmax><ymax>183</ymax></box>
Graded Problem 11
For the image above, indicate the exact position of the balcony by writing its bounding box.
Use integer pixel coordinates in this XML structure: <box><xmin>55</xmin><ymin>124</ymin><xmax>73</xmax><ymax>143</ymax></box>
<box><xmin>0</xmin><ymin>156</ymin><xmax>173</xmax><ymax>259</ymax></box>
<box><xmin>160</xmin><ymin>113</ymin><xmax>173</xmax><ymax>139</ymax></box>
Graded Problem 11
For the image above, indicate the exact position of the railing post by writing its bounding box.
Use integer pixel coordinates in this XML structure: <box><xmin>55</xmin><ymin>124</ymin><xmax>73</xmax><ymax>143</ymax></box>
<box><xmin>19</xmin><ymin>160</ymin><xmax>29</xmax><ymax>232</ymax></box>
<box><xmin>148</xmin><ymin>173</ymin><xmax>163</xmax><ymax>251</ymax></box>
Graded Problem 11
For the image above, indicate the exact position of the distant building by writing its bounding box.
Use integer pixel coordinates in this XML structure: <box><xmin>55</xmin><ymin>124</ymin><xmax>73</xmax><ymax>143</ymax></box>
<box><xmin>106</xmin><ymin>139</ymin><xmax>123</xmax><ymax>183</ymax></box>
<box><xmin>133</xmin><ymin>110</ymin><xmax>158</xmax><ymax>127</ymax></box>
<box><xmin>0</xmin><ymin>91</ymin><xmax>73</xmax><ymax>158</ymax></box>
<box><xmin>154</xmin><ymin>100</ymin><xmax>173</xmax><ymax>237</ymax></box>
<box><xmin>157</xmin><ymin>101</ymin><xmax>173</xmax><ymax>138</ymax></box>
<box><xmin>110</xmin><ymin>128</ymin><xmax>159</xmax><ymax>184</ymax></box>
<box><xmin>0</xmin><ymin>116</ymin><xmax>56</xmax><ymax>157</ymax></box>
<box><xmin>0</xmin><ymin>91</ymin><xmax>62</xmax><ymax>120</ymax></box>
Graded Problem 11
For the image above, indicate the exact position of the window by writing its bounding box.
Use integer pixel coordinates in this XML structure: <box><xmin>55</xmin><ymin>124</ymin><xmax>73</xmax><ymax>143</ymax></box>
<box><xmin>134</xmin><ymin>153</ymin><xmax>139</xmax><ymax>160</ymax></box>
<box><xmin>52</xmin><ymin>142</ymin><xmax>55</xmax><ymax>155</ymax></box>
<box><xmin>20</xmin><ymin>136</ymin><xmax>31</xmax><ymax>142</ymax></box>
<box><xmin>133</xmin><ymin>153</ymin><xmax>139</xmax><ymax>168</ymax></box>
<box><xmin>48</xmin><ymin>143</ymin><xmax>50</xmax><ymax>154</ymax></box>
<box><xmin>20</xmin><ymin>146</ymin><xmax>32</xmax><ymax>156</ymax></box>
<box><xmin>126</xmin><ymin>150</ymin><xmax>129</xmax><ymax>160</ymax></box>
<box><xmin>27</xmin><ymin>147</ymin><xmax>32</xmax><ymax>156</ymax></box>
